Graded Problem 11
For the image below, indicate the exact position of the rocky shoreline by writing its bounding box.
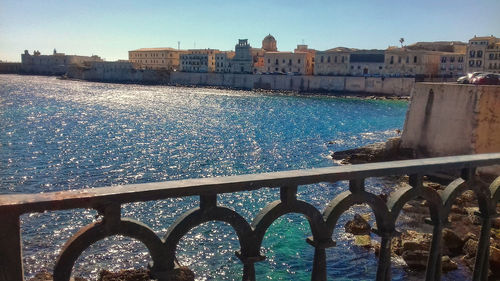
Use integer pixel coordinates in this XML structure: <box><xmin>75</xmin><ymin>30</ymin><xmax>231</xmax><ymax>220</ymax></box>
<box><xmin>335</xmin><ymin>138</ymin><xmax>500</xmax><ymax>279</ymax></box>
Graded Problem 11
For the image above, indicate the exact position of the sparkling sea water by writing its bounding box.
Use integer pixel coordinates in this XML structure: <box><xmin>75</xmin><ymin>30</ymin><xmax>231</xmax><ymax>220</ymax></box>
<box><xmin>0</xmin><ymin>75</ymin><xmax>469</xmax><ymax>280</ymax></box>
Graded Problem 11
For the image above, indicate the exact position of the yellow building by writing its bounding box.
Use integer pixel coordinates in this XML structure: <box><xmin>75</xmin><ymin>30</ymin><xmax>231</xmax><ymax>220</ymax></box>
<box><xmin>128</xmin><ymin>48</ymin><xmax>186</xmax><ymax>70</ymax></box>
<box><xmin>264</xmin><ymin>51</ymin><xmax>313</xmax><ymax>75</ymax></box>
<box><xmin>466</xmin><ymin>36</ymin><xmax>499</xmax><ymax>73</ymax></box>
<box><xmin>384</xmin><ymin>47</ymin><xmax>441</xmax><ymax>77</ymax></box>
<box><xmin>313</xmin><ymin>47</ymin><xmax>351</xmax><ymax>76</ymax></box>
<box><xmin>485</xmin><ymin>42</ymin><xmax>500</xmax><ymax>74</ymax></box>
<box><xmin>180</xmin><ymin>49</ymin><xmax>220</xmax><ymax>73</ymax></box>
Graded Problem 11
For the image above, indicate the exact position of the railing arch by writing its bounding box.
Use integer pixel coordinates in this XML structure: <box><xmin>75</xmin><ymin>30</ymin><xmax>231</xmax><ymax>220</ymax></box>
<box><xmin>1</xmin><ymin>153</ymin><xmax>500</xmax><ymax>281</ymax></box>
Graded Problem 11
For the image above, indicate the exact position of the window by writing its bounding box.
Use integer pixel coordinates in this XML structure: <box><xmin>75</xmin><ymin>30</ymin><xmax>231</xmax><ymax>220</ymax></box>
<box><xmin>298</xmin><ymin>59</ymin><xmax>301</xmax><ymax>63</ymax></box>
<box><xmin>282</xmin><ymin>59</ymin><xmax>285</xmax><ymax>63</ymax></box>
<box><xmin>406</xmin><ymin>56</ymin><xmax>409</xmax><ymax>63</ymax></box>
<box><xmin>390</xmin><ymin>56</ymin><xmax>394</xmax><ymax>64</ymax></box>
<box><xmin>490</xmin><ymin>53</ymin><xmax>495</xmax><ymax>60</ymax></box>
<box><xmin>275</xmin><ymin>59</ymin><xmax>278</xmax><ymax>64</ymax></box>
<box><xmin>477</xmin><ymin>50</ymin><xmax>483</xmax><ymax>57</ymax></box>
<box><xmin>398</xmin><ymin>56</ymin><xmax>401</xmax><ymax>63</ymax></box>
<box><xmin>450</xmin><ymin>57</ymin><xmax>455</xmax><ymax>63</ymax></box>
<box><xmin>441</xmin><ymin>57</ymin><xmax>447</xmax><ymax>63</ymax></box>
<box><xmin>327</xmin><ymin>56</ymin><xmax>331</xmax><ymax>63</ymax></box>
<box><xmin>341</xmin><ymin>56</ymin><xmax>344</xmax><ymax>63</ymax></box>
<box><xmin>470</xmin><ymin>50</ymin><xmax>475</xmax><ymax>57</ymax></box>
<box><xmin>458</xmin><ymin>57</ymin><xmax>464</xmax><ymax>62</ymax></box>
<box><xmin>334</xmin><ymin>56</ymin><xmax>337</xmax><ymax>63</ymax></box>
<box><xmin>268</xmin><ymin>58</ymin><xmax>270</xmax><ymax>63</ymax></box>
<box><xmin>414</xmin><ymin>56</ymin><xmax>417</xmax><ymax>63</ymax></box>
<box><xmin>320</xmin><ymin>56</ymin><xmax>324</xmax><ymax>63</ymax></box>
<box><xmin>289</xmin><ymin>59</ymin><xmax>292</xmax><ymax>65</ymax></box>
<box><xmin>469</xmin><ymin>60</ymin><xmax>474</xmax><ymax>66</ymax></box>
<box><xmin>476</xmin><ymin>60</ymin><xmax>482</xmax><ymax>66</ymax></box>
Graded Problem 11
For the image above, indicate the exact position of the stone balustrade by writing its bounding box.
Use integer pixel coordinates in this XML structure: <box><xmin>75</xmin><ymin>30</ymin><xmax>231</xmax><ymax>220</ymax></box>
<box><xmin>1</xmin><ymin>153</ymin><xmax>500</xmax><ymax>281</ymax></box>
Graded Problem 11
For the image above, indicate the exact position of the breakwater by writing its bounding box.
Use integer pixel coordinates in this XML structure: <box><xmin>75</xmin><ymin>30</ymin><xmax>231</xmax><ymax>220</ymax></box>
<box><xmin>66</xmin><ymin>66</ymin><xmax>414</xmax><ymax>96</ymax></box>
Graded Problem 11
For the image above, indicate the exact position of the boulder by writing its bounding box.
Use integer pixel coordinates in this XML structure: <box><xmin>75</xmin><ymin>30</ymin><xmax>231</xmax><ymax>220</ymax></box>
<box><xmin>354</xmin><ymin>235</ymin><xmax>372</xmax><ymax>248</ymax></box>
<box><xmin>465</xmin><ymin>207</ymin><xmax>481</xmax><ymax>225</ymax></box>
<box><xmin>442</xmin><ymin>228</ymin><xmax>466</xmax><ymax>256</ymax></box>
<box><xmin>345</xmin><ymin>214</ymin><xmax>371</xmax><ymax>235</ymax></box>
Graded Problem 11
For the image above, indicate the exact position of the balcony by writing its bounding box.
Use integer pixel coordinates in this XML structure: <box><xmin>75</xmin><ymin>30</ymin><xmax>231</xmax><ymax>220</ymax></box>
<box><xmin>1</xmin><ymin>153</ymin><xmax>500</xmax><ymax>281</ymax></box>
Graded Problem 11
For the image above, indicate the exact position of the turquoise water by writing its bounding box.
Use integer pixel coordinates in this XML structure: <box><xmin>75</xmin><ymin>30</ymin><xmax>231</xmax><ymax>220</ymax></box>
<box><xmin>0</xmin><ymin>75</ymin><xmax>467</xmax><ymax>280</ymax></box>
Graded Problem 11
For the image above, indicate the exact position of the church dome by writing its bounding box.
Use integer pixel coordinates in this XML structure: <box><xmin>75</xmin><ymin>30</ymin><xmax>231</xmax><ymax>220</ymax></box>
<box><xmin>262</xmin><ymin>34</ymin><xmax>277</xmax><ymax>51</ymax></box>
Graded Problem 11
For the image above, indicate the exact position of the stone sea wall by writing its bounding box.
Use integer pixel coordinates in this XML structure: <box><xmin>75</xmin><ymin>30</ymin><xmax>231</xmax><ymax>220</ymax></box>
<box><xmin>65</xmin><ymin>67</ymin><xmax>415</xmax><ymax>96</ymax></box>
<box><xmin>169</xmin><ymin>72</ymin><xmax>414</xmax><ymax>96</ymax></box>
<box><xmin>401</xmin><ymin>83</ymin><xmax>500</xmax><ymax>157</ymax></box>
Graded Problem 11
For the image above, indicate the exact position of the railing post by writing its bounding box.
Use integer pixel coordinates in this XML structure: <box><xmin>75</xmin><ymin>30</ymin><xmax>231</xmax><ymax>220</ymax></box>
<box><xmin>473</xmin><ymin>213</ymin><xmax>493</xmax><ymax>281</ymax></box>
<box><xmin>374</xmin><ymin>229</ymin><xmax>393</xmax><ymax>281</ymax></box>
<box><xmin>0</xmin><ymin>213</ymin><xmax>23</xmax><ymax>281</ymax></box>
<box><xmin>425</xmin><ymin>221</ymin><xmax>443</xmax><ymax>281</ymax></box>
<box><xmin>311</xmin><ymin>248</ymin><xmax>326</xmax><ymax>281</ymax></box>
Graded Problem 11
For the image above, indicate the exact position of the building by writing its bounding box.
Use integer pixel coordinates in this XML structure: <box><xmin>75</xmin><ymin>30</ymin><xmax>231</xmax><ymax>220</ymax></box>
<box><xmin>314</xmin><ymin>47</ymin><xmax>352</xmax><ymax>76</ymax></box>
<box><xmin>464</xmin><ymin>35</ymin><xmax>500</xmax><ymax>74</ymax></box>
<box><xmin>264</xmin><ymin>51</ymin><xmax>313</xmax><ymax>75</ymax></box>
<box><xmin>349</xmin><ymin>50</ymin><xmax>385</xmax><ymax>76</ymax></box>
<box><xmin>21</xmin><ymin>49</ymin><xmax>102</xmax><ymax>75</ymax></box>
<box><xmin>128</xmin><ymin>48</ymin><xmax>186</xmax><ymax>70</ymax></box>
<box><xmin>485</xmin><ymin>41</ymin><xmax>500</xmax><ymax>74</ymax></box>
<box><xmin>384</xmin><ymin>47</ymin><xmax>441</xmax><ymax>77</ymax></box>
<box><xmin>231</xmin><ymin>39</ymin><xmax>253</xmax><ymax>74</ymax></box>
<box><xmin>438</xmin><ymin>52</ymin><xmax>466</xmax><ymax>77</ymax></box>
<box><xmin>215</xmin><ymin>51</ymin><xmax>235</xmax><ymax>73</ymax></box>
<box><xmin>180</xmin><ymin>49</ymin><xmax>219</xmax><ymax>73</ymax></box>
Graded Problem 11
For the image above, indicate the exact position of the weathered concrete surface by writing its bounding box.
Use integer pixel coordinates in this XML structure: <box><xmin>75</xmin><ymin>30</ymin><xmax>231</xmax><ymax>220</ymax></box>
<box><xmin>169</xmin><ymin>72</ymin><xmax>414</xmax><ymax>96</ymax></box>
<box><xmin>401</xmin><ymin>83</ymin><xmax>500</xmax><ymax>157</ymax></box>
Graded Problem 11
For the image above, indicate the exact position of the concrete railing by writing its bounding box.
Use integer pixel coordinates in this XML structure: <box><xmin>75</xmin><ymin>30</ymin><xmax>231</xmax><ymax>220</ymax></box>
<box><xmin>1</xmin><ymin>153</ymin><xmax>500</xmax><ymax>281</ymax></box>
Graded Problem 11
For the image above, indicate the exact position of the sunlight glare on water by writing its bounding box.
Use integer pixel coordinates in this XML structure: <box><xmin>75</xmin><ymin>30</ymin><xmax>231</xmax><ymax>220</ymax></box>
<box><xmin>0</xmin><ymin>75</ymin><xmax>467</xmax><ymax>280</ymax></box>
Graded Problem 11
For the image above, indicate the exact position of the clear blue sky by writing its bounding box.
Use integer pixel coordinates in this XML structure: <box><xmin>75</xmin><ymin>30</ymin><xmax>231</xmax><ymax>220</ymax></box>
<box><xmin>1</xmin><ymin>0</ymin><xmax>499</xmax><ymax>62</ymax></box>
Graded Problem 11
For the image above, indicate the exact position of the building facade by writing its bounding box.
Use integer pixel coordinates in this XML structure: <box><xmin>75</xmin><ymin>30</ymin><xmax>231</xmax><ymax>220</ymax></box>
<box><xmin>128</xmin><ymin>48</ymin><xmax>186</xmax><ymax>70</ymax></box>
<box><xmin>263</xmin><ymin>51</ymin><xmax>313</xmax><ymax>75</ymax></box>
<box><xmin>348</xmin><ymin>50</ymin><xmax>385</xmax><ymax>76</ymax></box>
<box><xmin>180</xmin><ymin>49</ymin><xmax>219</xmax><ymax>73</ymax></box>
<box><xmin>215</xmin><ymin>51</ymin><xmax>235</xmax><ymax>73</ymax></box>
<box><xmin>231</xmin><ymin>39</ymin><xmax>253</xmax><ymax>74</ymax></box>
<box><xmin>438</xmin><ymin>53</ymin><xmax>466</xmax><ymax>77</ymax></box>
<box><xmin>384</xmin><ymin>48</ymin><xmax>441</xmax><ymax>77</ymax></box>
<box><xmin>485</xmin><ymin>42</ymin><xmax>500</xmax><ymax>74</ymax></box>
<box><xmin>314</xmin><ymin>48</ymin><xmax>351</xmax><ymax>76</ymax></box>
<box><xmin>21</xmin><ymin>49</ymin><xmax>102</xmax><ymax>75</ymax></box>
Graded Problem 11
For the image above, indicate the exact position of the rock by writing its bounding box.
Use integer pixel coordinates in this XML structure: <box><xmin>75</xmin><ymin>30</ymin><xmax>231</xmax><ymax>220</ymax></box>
<box><xmin>490</xmin><ymin>246</ymin><xmax>500</xmax><ymax>276</ymax></box>
<box><xmin>463</xmin><ymin>238</ymin><xmax>478</xmax><ymax>258</ymax></box>
<box><xmin>465</xmin><ymin>207</ymin><xmax>481</xmax><ymax>225</ymax></box>
<box><xmin>98</xmin><ymin>269</ymin><xmax>151</xmax><ymax>281</ymax></box>
<box><xmin>424</xmin><ymin>182</ymin><xmax>442</xmax><ymax>190</ymax></box>
<box><xmin>345</xmin><ymin>214</ymin><xmax>371</xmax><ymax>235</ymax></box>
<box><xmin>401</xmin><ymin>249</ymin><xmax>428</xmax><ymax>269</ymax></box>
<box><xmin>354</xmin><ymin>235</ymin><xmax>372</xmax><ymax>248</ymax></box>
<box><xmin>442</xmin><ymin>228</ymin><xmax>466</xmax><ymax>256</ymax></box>
<box><xmin>332</xmin><ymin>137</ymin><xmax>408</xmax><ymax>164</ymax></box>
<box><xmin>165</xmin><ymin>267</ymin><xmax>195</xmax><ymax>281</ymax></box>
<box><xmin>441</xmin><ymin>256</ymin><xmax>458</xmax><ymax>272</ymax></box>
<box><xmin>29</xmin><ymin>272</ymin><xmax>53</xmax><ymax>281</ymax></box>
<box><xmin>492</xmin><ymin>217</ymin><xmax>500</xmax><ymax>229</ymax></box>
<box><xmin>450</xmin><ymin>205</ymin><xmax>467</xmax><ymax>214</ymax></box>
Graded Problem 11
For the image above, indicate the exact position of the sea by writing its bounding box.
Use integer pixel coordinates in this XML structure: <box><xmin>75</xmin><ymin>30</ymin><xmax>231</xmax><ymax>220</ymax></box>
<box><xmin>0</xmin><ymin>75</ymin><xmax>470</xmax><ymax>280</ymax></box>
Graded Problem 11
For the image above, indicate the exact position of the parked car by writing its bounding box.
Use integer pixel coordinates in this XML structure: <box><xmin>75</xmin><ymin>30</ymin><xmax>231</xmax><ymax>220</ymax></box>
<box><xmin>470</xmin><ymin>73</ymin><xmax>500</xmax><ymax>85</ymax></box>
<box><xmin>457</xmin><ymin>72</ymin><xmax>483</xmax><ymax>84</ymax></box>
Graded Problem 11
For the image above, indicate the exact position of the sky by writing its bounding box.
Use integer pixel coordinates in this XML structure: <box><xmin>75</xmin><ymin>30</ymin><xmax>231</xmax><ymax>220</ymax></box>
<box><xmin>1</xmin><ymin>0</ymin><xmax>499</xmax><ymax>62</ymax></box>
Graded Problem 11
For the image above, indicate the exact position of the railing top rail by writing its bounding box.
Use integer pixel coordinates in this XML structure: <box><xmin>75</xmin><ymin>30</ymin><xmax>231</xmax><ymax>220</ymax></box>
<box><xmin>1</xmin><ymin>153</ymin><xmax>500</xmax><ymax>214</ymax></box>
